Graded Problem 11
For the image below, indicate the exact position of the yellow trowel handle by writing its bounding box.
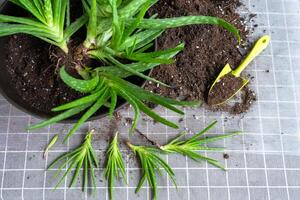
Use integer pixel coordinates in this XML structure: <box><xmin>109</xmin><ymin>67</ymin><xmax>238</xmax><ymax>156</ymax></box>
<box><xmin>232</xmin><ymin>35</ymin><xmax>271</xmax><ymax>77</ymax></box>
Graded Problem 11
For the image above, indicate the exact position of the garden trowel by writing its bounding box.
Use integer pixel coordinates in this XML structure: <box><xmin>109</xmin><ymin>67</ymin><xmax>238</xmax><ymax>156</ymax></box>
<box><xmin>208</xmin><ymin>35</ymin><xmax>271</xmax><ymax>105</ymax></box>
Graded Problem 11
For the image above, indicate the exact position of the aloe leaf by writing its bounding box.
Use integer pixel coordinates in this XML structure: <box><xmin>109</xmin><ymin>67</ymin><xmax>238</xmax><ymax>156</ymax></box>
<box><xmin>112</xmin><ymin>83</ymin><xmax>178</xmax><ymax>129</ymax></box>
<box><xmin>120</xmin><ymin>29</ymin><xmax>163</xmax><ymax>51</ymax></box>
<box><xmin>150</xmin><ymin>153</ymin><xmax>177</xmax><ymax>187</ymax></box>
<box><xmin>135</xmin><ymin>16</ymin><xmax>240</xmax><ymax>42</ymax></box>
<box><xmin>64</xmin><ymin>14</ymin><xmax>88</xmax><ymax>41</ymax></box>
<box><xmin>48</xmin><ymin>130</ymin><xmax>98</xmax><ymax>192</ymax></box>
<box><xmin>28</xmin><ymin>103</ymin><xmax>91</xmax><ymax>130</ymax></box>
<box><xmin>17</xmin><ymin>0</ymin><xmax>47</xmax><ymax>24</ymax></box>
<box><xmin>52</xmin><ymin>0</ymin><xmax>66</xmax><ymax>28</ymax></box>
<box><xmin>54</xmin><ymin>159</ymin><xmax>78</xmax><ymax>189</ymax></box>
<box><xmin>128</xmin><ymin>93</ymin><xmax>179</xmax><ymax>129</ymax></box>
<box><xmin>135</xmin><ymin>43</ymin><xmax>153</xmax><ymax>54</ymax></box>
<box><xmin>125</xmin><ymin>55</ymin><xmax>173</xmax><ymax>64</ymax></box>
<box><xmin>43</xmin><ymin>134</ymin><xmax>59</xmax><ymax>159</ymax></box>
<box><xmin>60</xmin><ymin>0</ymin><xmax>68</xmax><ymax>34</ymax></box>
<box><xmin>115</xmin><ymin>88</ymin><xmax>140</xmax><ymax>132</ymax></box>
<box><xmin>105</xmin><ymin>73</ymin><xmax>200</xmax><ymax>107</ymax></box>
<box><xmin>43</xmin><ymin>0</ymin><xmax>53</xmax><ymax>26</ymax></box>
<box><xmin>197</xmin><ymin>132</ymin><xmax>241</xmax><ymax>145</ymax></box>
<box><xmin>0</xmin><ymin>0</ymin><xmax>70</xmax><ymax>52</ymax></box>
<box><xmin>87</xmin><ymin>152</ymin><xmax>97</xmax><ymax>193</ymax></box>
<box><xmin>88</xmin><ymin>144</ymin><xmax>99</xmax><ymax>168</ymax></box>
<box><xmin>97</xmin><ymin>43</ymin><xmax>183</xmax><ymax>77</ymax></box>
<box><xmin>52</xmin><ymin>151</ymin><xmax>82</xmax><ymax>179</ymax></box>
<box><xmin>187</xmin><ymin>120</ymin><xmax>218</xmax><ymax>142</ymax></box>
<box><xmin>69</xmin><ymin>157</ymin><xmax>85</xmax><ymax>187</ymax></box>
<box><xmin>135</xmin><ymin>174</ymin><xmax>146</xmax><ymax>194</ymax></box>
<box><xmin>85</xmin><ymin>0</ymin><xmax>97</xmax><ymax>47</ymax></box>
<box><xmin>133</xmin><ymin>44</ymin><xmax>185</xmax><ymax>58</ymax></box>
<box><xmin>128</xmin><ymin>144</ymin><xmax>176</xmax><ymax>199</ymax></box>
<box><xmin>83</xmin><ymin>157</ymin><xmax>88</xmax><ymax>191</ymax></box>
<box><xmin>107</xmin><ymin>56</ymin><xmax>169</xmax><ymax>87</ymax></box>
<box><xmin>63</xmin><ymin>89</ymin><xmax>110</xmax><ymax>143</ymax></box>
<box><xmin>109</xmin><ymin>89</ymin><xmax>117</xmax><ymax>118</ymax></box>
<box><xmin>0</xmin><ymin>23</ymin><xmax>55</xmax><ymax>37</ymax></box>
<box><xmin>48</xmin><ymin>148</ymin><xmax>81</xmax><ymax>169</ymax></box>
<box><xmin>32</xmin><ymin>0</ymin><xmax>44</xmax><ymax>17</ymax></box>
<box><xmin>124</xmin><ymin>44</ymin><xmax>185</xmax><ymax>64</ymax></box>
<box><xmin>0</xmin><ymin>15</ymin><xmax>47</xmax><ymax>28</ymax></box>
<box><xmin>119</xmin><ymin>0</ymin><xmax>150</xmax><ymax>19</ymax></box>
<box><xmin>122</xmin><ymin>0</ymin><xmax>151</xmax><ymax>41</ymax></box>
<box><xmin>60</xmin><ymin>66</ymin><xmax>100</xmax><ymax>93</ymax></box>
<box><xmin>52</xmin><ymin>88</ymin><xmax>104</xmax><ymax>112</ymax></box>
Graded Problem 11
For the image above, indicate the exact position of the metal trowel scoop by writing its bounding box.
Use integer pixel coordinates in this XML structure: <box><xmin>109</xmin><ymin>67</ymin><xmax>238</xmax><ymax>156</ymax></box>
<box><xmin>207</xmin><ymin>35</ymin><xmax>271</xmax><ymax>105</ymax></box>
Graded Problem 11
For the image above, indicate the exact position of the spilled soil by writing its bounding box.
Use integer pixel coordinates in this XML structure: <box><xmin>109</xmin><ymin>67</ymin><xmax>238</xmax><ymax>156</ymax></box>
<box><xmin>146</xmin><ymin>0</ymin><xmax>257</xmax><ymax>114</ymax></box>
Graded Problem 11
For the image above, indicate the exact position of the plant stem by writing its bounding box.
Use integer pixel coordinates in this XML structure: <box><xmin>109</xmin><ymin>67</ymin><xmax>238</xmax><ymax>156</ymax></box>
<box><xmin>59</xmin><ymin>41</ymin><xmax>69</xmax><ymax>54</ymax></box>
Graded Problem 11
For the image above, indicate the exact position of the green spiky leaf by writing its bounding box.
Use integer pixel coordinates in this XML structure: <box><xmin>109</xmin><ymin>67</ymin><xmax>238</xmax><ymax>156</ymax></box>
<box><xmin>48</xmin><ymin>129</ymin><xmax>99</xmax><ymax>192</ymax></box>
<box><xmin>60</xmin><ymin>66</ymin><xmax>100</xmax><ymax>93</ymax></box>
<box><xmin>127</xmin><ymin>143</ymin><xmax>177</xmax><ymax>200</ymax></box>
<box><xmin>105</xmin><ymin>133</ymin><xmax>126</xmax><ymax>200</ymax></box>
<box><xmin>160</xmin><ymin>121</ymin><xmax>241</xmax><ymax>170</ymax></box>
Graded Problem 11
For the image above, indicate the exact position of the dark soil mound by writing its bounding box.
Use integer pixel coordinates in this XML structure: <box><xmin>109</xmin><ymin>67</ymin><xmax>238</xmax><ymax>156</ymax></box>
<box><xmin>146</xmin><ymin>0</ymin><xmax>256</xmax><ymax>114</ymax></box>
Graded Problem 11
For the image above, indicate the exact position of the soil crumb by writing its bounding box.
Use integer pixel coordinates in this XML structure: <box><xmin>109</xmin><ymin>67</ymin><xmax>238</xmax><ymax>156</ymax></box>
<box><xmin>146</xmin><ymin>0</ymin><xmax>256</xmax><ymax>114</ymax></box>
<box><xmin>207</xmin><ymin>74</ymin><xmax>244</xmax><ymax>105</ymax></box>
<box><xmin>223</xmin><ymin>153</ymin><xmax>230</xmax><ymax>159</ymax></box>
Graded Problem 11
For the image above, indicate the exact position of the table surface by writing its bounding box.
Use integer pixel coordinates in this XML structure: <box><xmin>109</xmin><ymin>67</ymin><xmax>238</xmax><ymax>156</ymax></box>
<box><xmin>1</xmin><ymin>0</ymin><xmax>300</xmax><ymax>200</ymax></box>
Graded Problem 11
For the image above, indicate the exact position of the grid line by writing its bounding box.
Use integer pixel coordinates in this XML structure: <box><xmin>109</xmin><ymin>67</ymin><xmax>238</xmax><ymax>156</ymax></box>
<box><xmin>0</xmin><ymin>0</ymin><xmax>300</xmax><ymax>199</ymax></box>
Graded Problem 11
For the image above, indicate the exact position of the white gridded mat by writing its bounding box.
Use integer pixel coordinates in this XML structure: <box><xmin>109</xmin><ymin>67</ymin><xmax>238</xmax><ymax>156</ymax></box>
<box><xmin>1</xmin><ymin>0</ymin><xmax>300</xmax><ymax>200</ymax></box>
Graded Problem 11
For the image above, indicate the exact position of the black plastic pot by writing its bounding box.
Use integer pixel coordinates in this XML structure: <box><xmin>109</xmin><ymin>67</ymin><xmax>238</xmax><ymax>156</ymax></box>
<box><xmin>0</xmin><ymin>1</ymin><xmax>152</xmax><ymax>122</ymax></box>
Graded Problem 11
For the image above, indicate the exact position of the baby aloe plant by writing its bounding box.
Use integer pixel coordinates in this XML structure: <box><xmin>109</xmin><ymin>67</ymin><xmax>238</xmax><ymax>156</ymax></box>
<box><xmin>160</xmin><ymin>120</ymin><xmax>241</xmax><ymax>170</ymax></box>
<box><xmin>0</xmin><ymin>0</ymin><xmax>87</xmax><ymax>53</ymax></box>
<box><xmin>127</xmin><ymin>142</ymin><xmax>177</xmax><ymax>200</ymax></box>
<box><xmin>48</xmin><ymin>129</ymin><xmax>98</xmax><ymax>192</ymax></box>
<box><xmin>105</xmin><ymin>132</ymin><xmax>126</xmax><ymax>200</ymax></box>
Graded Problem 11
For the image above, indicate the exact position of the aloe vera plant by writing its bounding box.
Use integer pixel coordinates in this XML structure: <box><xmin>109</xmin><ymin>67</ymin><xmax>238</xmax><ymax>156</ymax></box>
<box><xmin>0</xmin><ymin>0</ymin><xmax>87</xmax><ymax>52</ymax></box>
<box><xmin>0</xmin><ymin>0</ymin><xmax>240</xmax><ymax>143</ymax></box>
<box><xmin>26</xmin><ymin>0</ymin><xmax>240</xmax><ymax>141</ymax></box>
<box><xmin>0</xmin><ymin>1</ymin><xmax>243</xmax><ymax>199</ymax></box>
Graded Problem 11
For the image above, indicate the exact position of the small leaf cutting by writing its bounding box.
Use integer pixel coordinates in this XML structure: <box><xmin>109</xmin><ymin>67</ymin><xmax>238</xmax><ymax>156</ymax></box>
<box><xmin>160</xmin><ymin>120</ymin><xmax>241</xmax><ymax>170</ymax></box>
<box><xmin>44</xmin><ymin>134</ymin><xmax>58</xmax><ymax>159</ymax></box>
<box><xmin>127</xmin><ymin>142</ymin><xmax>177</xmax><ymax>200</ymax></box>
<box><xmin>48</xmin><ymin>129</ymin><xmax>99</xmax><ymax>192</ymax></box>
<box><xmin>105</xmin><ymin>132</ymin><xmax>126</xmax><ymax>200</ymax></box>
